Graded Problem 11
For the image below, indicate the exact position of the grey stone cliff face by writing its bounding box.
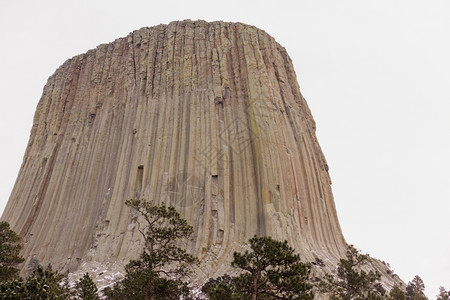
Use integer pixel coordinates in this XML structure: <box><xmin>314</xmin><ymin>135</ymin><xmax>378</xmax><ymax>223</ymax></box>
<box><xmin>2</xmin><ymin>20</ymin><xmax>348</xmax><ymax>279</ymax></box>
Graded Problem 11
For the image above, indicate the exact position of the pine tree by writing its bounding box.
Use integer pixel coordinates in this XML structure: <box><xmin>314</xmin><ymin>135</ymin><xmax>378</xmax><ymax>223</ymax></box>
<box><xmin>0</xmin><ymin>264</ymin><xmax>70</xmax><ymax>299</ymax></box>
<box><xmin>24</xmin><ymin>265</ymin><xmax>70</xmax><ymax>299</ymax></box>
<box><xmin>0</xmin><ymin>276</ymin><xmax>26</xmax><ymax>299</ymax></box>
<box><xmin>104</xmin><ymin>199</ymin><xmax>197</xmax><ymax>300</ymax></box>
<box><xmin>201</xmin><ymin>275</ymin><xmax>234</xmax><ymax>300</ymax></box>
<box><xmin>406</xmin><ymin>276</ymin><xmax>427</xmax><ymax>300</ymax></box>
<box><xmin>0</xmin><ymin>221</ymin><xmax>25</xmax><ymax>281</ymax></box>
<box><xmin>322</xmin><ymin>244</ymin><xmax>385</xmax><ymax>300</ymax></box>
<box><xmin>436</xmin><ymin>286</ymin><xmax>449</xmax><ymax>300</ymax></box>
<box><xmin>75</xmin><ymin>273</ymin><xmax>100</xmax><ymax>300</ymax></box>
<box><xmin>389</xmin><ymin>284</ymin><xmax>406</xmax><ymax>300</ymax></box>
<box><xmin>204</xmin><ymin>236</ymin><xmax>314</xmax><ymax>300</ymax></box>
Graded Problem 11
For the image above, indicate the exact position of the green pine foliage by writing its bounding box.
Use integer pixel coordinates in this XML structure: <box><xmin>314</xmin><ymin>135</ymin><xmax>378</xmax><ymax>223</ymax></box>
<box><xmin>201</xmin><ymin>275</ymin><xmax>234</xmax><ymax>300</ymax></box>
<box><xmin>389</xmin><ymin>284</ymin><xmax>406</xmax><ymax>300</ymax></box>
<box><xmin>436</xmin><ymin>286</ymin><xmax>449</xmax><ymax>300</ymax></box>
<box><xmin>321</xmin><ymin>244</ymin><xmax>385</xmax><ymax>300</ymax></box>
<box><xmin>0</xmin><ymin>221</ymin><xmax>25</xmax><ymax>281</ymax></box>
<box><xmin>25</xmin><ymin>265</ymin><xmax>70</xmax><ymax>299</ymax></box>
<box><xmin>75</xmin><ymin>273</ymin><xmax>100</xmax><ymax>300</ymax></box>
<box><xmin>0</xmin><ymin>264</ymin><xmax>70</xmax><ymax>299</ymax></box>
<box><xmin>104</xmin><ymin>269</ymin><xmax>190</xmax><ymax>300</ymax></box>
<box><xmin>103</xmin><ymin>199</ymin><xmax>197</xmax><ymax>300</ymax></box>
<box><xmin>406</xmin><ymin>276</ymin><xmax>428</xmax><ymax>300</ymax></box>
<box><xmin>203</xmin><ymin>236</ymin><xmax>314</xmax><ymax>300</ymax></box>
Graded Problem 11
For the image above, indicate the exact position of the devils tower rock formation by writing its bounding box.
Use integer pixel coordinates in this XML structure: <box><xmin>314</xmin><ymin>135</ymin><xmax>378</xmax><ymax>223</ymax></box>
<box><xmin>2</xmin><ymin>20</ymin><xmax>348</xmax><ymax>281</ymax></box>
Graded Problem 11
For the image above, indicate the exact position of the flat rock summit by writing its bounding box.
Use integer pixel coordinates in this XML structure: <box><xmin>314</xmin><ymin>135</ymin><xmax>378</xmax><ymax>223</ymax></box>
<box><xmin>2</xmin><ymin>20</ymin><xmax>391</xmax><ymax>286</ymax></box>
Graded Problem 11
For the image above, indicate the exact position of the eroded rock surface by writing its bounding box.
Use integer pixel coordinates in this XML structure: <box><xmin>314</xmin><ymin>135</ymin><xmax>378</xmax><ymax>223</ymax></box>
<box><xmin>2</xmin><ymin>20</ymin><xmax>348</xmax><ymax>281</ymax></box>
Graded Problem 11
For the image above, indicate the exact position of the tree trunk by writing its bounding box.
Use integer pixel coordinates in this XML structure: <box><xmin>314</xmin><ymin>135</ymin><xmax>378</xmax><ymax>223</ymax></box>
<box><xmin>145</xmin><ymin>279</ymin><xmax>151</xmax><ymax>300</ymax></box>
<box><xmin>252</xmin><ymin>271</ymin><xmax>259</xmax><ymax>300</ymax></box>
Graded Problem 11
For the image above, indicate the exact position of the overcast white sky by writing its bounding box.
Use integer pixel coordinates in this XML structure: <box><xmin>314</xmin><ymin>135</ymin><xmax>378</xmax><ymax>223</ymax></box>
<box><xmin>0</xmin><ymin>0</ymin><xmax>449</xmax><ymax>297</ymax></box>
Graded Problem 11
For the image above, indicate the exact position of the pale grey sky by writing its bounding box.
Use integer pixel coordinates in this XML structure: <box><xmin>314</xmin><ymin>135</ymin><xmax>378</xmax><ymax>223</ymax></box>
<box><xmin>0</xmin><ymin>0</ymin><xmax>449</xmax><ymax>297</ymax></box>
